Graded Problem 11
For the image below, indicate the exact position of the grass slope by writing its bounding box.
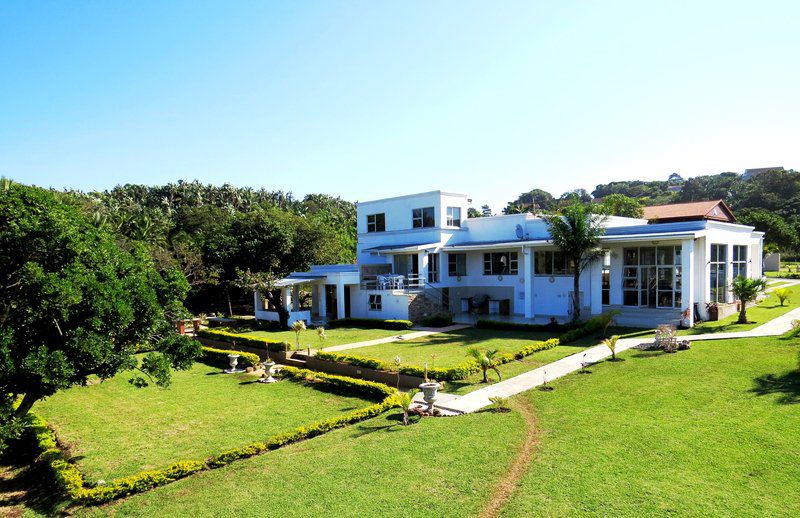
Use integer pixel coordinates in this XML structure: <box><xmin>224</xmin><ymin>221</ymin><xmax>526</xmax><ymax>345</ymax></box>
<box><xmin>81</xmin><ymin>409</ymin><xmax>526</xmax><ymax>517</ymax></box>
<box><xmin>502</xmin><ymin>336</ymin><xmax>800</xmax><ymax>516</ymax></box>
<box><xmin>33</xmin><ymin>362</ymin><xmax>372</xmax><ymax>482</ymax></box>
<box><xmin>238</xmin><ymin>326</ymin><xmax>407</xmax><ymax>348</ymax></box>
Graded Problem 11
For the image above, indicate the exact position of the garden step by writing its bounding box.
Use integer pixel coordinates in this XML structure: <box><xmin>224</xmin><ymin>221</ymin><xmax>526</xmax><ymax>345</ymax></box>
<box><xmin>281</xmin><ymin>357</ymin><xmax>307</xmax><ymax>368</ymax></box>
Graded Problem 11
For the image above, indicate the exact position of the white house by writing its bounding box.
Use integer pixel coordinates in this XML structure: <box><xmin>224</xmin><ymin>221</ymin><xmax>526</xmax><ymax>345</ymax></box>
<box><xmin>256</xmin><ymin>191</ymin><xmax>764</xmax><ymax>328</ymax></box>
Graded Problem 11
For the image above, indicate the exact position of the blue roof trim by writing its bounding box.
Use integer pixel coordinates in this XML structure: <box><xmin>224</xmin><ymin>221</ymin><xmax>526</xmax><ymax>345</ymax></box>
<box><xmin>362</xmin><ymin>242</ymin><xmax>440</xmax><ymax>252</ymax></box>
<box><xmin>603</xmin><ymin>220</ymin><xmax>708</xmax><ymax>236</ymax></box>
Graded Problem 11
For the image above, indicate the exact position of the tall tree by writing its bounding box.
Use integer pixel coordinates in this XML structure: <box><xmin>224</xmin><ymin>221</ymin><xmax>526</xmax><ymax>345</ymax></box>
<box><xmin>597</xmin><ymin>194</ymin><xmax>644</xmax><ymax>218</ymax></box>
<box><xmin>0</xmin><ymin>183</ymin><xmax>200</xmax><ymax>450</ymax></box>
<box><xmin>543</xmin><ymin>202</ymin><xmax>606</xmax><ymax>323</ymax></box>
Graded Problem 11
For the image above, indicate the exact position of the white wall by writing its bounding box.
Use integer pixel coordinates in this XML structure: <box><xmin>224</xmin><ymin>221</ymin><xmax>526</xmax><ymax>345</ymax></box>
<box><xmin>349</xmin><ymin>285</ymin><xmax>410</xmax><ymax>320</ymax></box>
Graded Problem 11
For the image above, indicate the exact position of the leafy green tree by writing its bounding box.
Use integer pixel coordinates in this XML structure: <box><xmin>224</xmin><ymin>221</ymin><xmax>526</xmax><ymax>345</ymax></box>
<box><xmin>737</xmin><ymin>208</ymin><xmax>798</xmax><ymax>251</ymax></box>
<box><xmin>543</xmin><ymin>202</ymin><xmax>607</xmax><ymax>322</ymax></box>
<box><xmin>467</xmin><ymin>207</ymin><xmax>483</xmax><ymax>218</ymax></box>
<box><xmin>232</xmin><ymin>269</ymin><xmax>290</xmax><ymax>328</ymax></box>
<box><xmin>0</xmin><ymin>184</ymin><xmax>200</xmax><ymax>450</ymax></box>
<box><xmin>730</xmin><ymin>276</ymin><xmax>768</xmax><ymax>324</ymax></box>
<box><xmin>597</xmin><ymin>194</ymin><xmax>644</xmax><ymax>218</ymax></box>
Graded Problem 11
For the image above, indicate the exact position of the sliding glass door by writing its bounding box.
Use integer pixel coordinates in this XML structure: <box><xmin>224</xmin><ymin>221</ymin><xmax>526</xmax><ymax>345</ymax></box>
<box><xmin>623</xmin><ymin>246</ymin><xmax>682</xmax><ymax>309</ymax></box>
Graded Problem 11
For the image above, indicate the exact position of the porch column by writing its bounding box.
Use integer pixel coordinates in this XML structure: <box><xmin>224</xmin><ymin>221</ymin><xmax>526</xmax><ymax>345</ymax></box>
<box><xmin>589</xmin><ymin>259</ymin><xmax>602</xmax><ymax>315</ymax></box>
<box><xmin>282</xmin><ymin>287</ymin><xmax>293</xmax><ymax>312</ymax></box>
<box><xmin>318</xmin><ymin>283</ymin><xmax>327</xmax><ymax>317</ymax></box>
<box><xmin>682</xmin><ymin>239</ymin><xmax>695</xmax><ymax>327</ymax></box>
<box><xmin>292</xmin><ymin>285</ymin><xmax>301</xmax><ymax>311</ymax></box>
<box><xmin>419</xmin><ymin>251</ymin><xmax>428</xmax><ymax>286</ymax></box>
<box><xmin>253</xmin><ymin>291</ymin><xmax>260</xmax><ymax>313</ymax></box>
<box><xmin>336</xmin><ymin>280</ymin><xmax>345</xmax><ymax>320</ymax></box>
<box><xmin>524</xmin><ymin>248</ymin><xmax>534</xmax><ymax>319</ymax></box>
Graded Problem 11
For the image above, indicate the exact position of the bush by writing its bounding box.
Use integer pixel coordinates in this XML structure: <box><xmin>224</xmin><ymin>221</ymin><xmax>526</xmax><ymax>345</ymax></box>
<box><xmin>326</xmin><ymin>318</ymin><xmax>413</xmax><ymax>330</ymax></box>
<box><xmin>421</xmin><ymin>313</ymin><xmax>454</xmax><ymax>328</ymax></box>
<box><xmin>476</xmin><ymin>319</ymin><xmax>574</xmax><ymax>332</ymax></box>
<box><xmin>559</xmin><ymin>315</ymin><xmax>611</xmax><ymax>344</ymax></box>
<box><xmin>200</xmin><ymin>346</ymin><xmax>260</xmax><ymax>368</ymax></box>
<box><xmin>279</xmin><ymin>365</ymin><xmax>396</xmax><ymax>399</ymax></box>
<box><xmin>197</xmin><ymin>328</ymin><xmax>288</xmax><ymax>352</ymax></box>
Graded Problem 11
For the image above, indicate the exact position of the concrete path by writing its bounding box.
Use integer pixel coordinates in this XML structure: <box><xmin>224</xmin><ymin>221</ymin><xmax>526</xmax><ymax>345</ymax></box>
<box><xmin>439</xmin><ymin>305</ymin><xmax>800</xmax><ymax>415</ymax></box>
<box><xmin>319</xmin><ymin>324</ymin><xmax>472</xmax><ymax>353</ymax></box>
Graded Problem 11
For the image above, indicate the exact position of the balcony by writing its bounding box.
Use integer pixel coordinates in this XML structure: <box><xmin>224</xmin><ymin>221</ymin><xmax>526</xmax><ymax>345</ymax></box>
<box><xmin>360</xmin><ymin>273</ymin><xmax>425</xmax><ymax>292</ymax></box>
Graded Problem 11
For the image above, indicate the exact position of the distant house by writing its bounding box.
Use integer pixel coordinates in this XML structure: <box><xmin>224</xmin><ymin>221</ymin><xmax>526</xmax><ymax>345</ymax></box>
<box><xmin>256</xmin><ymin>191</ymin><xmax>763</xmax><ymax>328</ymax></box>
<box><xmin>643</xmin><ymin>200</ymin><xmax>735</xmax><ymax>224</ymax></box>
<box><xmin>743</xmin><ymin>166</ymin><xmax>784</xmax><ymax>180</ymax></box>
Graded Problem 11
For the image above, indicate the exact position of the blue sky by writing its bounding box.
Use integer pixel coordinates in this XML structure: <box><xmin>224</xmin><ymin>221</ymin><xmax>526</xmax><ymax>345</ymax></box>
<box><xmin>1</xmin><ymin>1</ymin><xmax>799</xmax><ymax>212</ymax></box>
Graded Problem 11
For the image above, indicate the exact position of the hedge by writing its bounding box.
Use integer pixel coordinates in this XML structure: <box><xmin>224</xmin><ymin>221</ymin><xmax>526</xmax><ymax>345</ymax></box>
<box><xmin>421</xmin><ymin>313</ymin><xmax>454</xmax><ymax>328</ymax></box>
<box><xmin>559</xmin><ymin>315</ymin><xmax>610</xmax><ymax>344</ymax></box>
<box><xmin>326</xmin><ymin>317</ymin><xmax>413</xmax><ymax>330</ymax></box>
<box><xmin>476</xmin><ymin>319</ymin><xmax>575</xmax><ymax>333</ymax></box>
<box><xmin>201</xmin><ymin>346</ymin><xmax>260</xmax><ymax>368</ymax></box>
<box><xmin>25</xmin><ymin>368</ymin><xmax>397</xmax><ymax>505</ymax></box>
<box><xmin>197</xmin><ymin>328</ymin><xmax>290</xmax><ymax>352</ymax></box>
<box><xmin>315</xmin><ymin>338</ymin><xmax>560</xmax><ymax>382</ymax></box>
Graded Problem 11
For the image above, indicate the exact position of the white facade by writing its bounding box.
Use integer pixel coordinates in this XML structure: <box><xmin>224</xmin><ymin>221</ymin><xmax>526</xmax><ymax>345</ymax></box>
<box><xmin>258</xmin><ymin>190</ymin><xmax>764</xmax><ymax>328</ymax></box>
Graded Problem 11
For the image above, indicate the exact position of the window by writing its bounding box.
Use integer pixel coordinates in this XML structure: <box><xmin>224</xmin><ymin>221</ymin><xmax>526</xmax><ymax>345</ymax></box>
<box><xmin>446</xmin><ymin>206</ymin><xmax>461</xmax><ymax>227</ymax></box>
<box><xmin>483</xmin><ymin>252</ymin><xmax>518</xmax><ymax>275</ymax></box>
<box><xmin>448</xmin><ymin>253</ymin><xmax>467</xmax><ymax>277</ymax></box>
<box><xmin>710</xmin><ymin>244</ymin><xmax>727</xmax><ymax>303</ymax></box>
<box><xmin>601</xmin><ymin>251</ymin><xmax>610</xmax><ymax>305</ymax></box>
<box><xmin>428</xmin><ymin>253</ymin><xmax>440</xmax><ymax>283</ymax></box>
<box><xmin>732</xmin><ymin>245</ymin><xmax>747</xmax><ymax>279</ymax></box>
<box><xmin>622</xmin><ymin>246</ymin><xmax>682</xmax><ymax>308</ymax></box>
<box><xmin>366</xmin><ymin>213</ymin><xmax>385</xmax><ymax>233</ymax></box>
<box><xmin>412</xmin><ymin>207</ymin><xmax>435</xmax><ymax>228</ymax></box>
<box><xmin>534</xmin><ymin>251</ymin><xmax>576</xmax><ymax>276</ymax></box>
<box><xmin>368</xmin><ymin>294</ymin><xmax>382</xmax><ymax>311</ymax></box>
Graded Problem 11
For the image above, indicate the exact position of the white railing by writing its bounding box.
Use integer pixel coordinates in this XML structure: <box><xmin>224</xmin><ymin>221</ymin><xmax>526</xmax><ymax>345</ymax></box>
<box><xmin>360</xmin><ymin>273</ymin><xmax>425</xmax><ymax>291</ymax></box>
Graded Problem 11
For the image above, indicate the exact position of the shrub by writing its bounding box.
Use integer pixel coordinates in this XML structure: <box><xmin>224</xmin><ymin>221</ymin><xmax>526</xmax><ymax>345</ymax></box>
<box><xmin>200</xmin><ymin>346</ymin><xmax>260</xmax><ymax>368</ymax></box>
<box><xmin>475</xmin><ymin>319</ymin><xmax>574</xmax><ymax>332</ymax></box>
<box><xmin>327</xmin><ymin>318</ymin><xmax>413</xmax><ymax>330</ymax></box>
<box><xmin>421</xmin><ymin>313</ymin><xmax>454</xmax><ymax>328</ymax></box>
<box><xmin>559</xmin><ymin>315</ymin><xmax>612</xmax><ymax>343</ymax></box>
<box><xmin>197</xmin><ymin>328</ymin><xmax>287</xmax><ymax>352</ymax></box>
<box><xmin>774</xmin><ymin>288</ymin><xmax>791</xmax><ymax>307</ymax></box>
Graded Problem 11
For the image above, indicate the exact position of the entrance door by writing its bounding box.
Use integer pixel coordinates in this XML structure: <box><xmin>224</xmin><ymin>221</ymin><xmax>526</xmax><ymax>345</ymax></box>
<box><xmin>325</xmin><ymin>285</ymin><xmax>338</xmax><ymax>319</ymax></box>
<box><xmin>344</xmin><ymin>286</ymin><xmax>351</xmax><ymax>318</ymax></box>
<box><xmin>639</xmin><ymin>267</ymin><xmax>657</xmax><ymax>308</ymax></box>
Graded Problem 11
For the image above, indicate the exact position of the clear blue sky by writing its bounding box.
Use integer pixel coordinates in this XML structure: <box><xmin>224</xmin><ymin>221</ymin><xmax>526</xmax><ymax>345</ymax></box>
<box><xmin>2</xmin><ymin>1</ymin><xmax>799</xmax><ymax>212</ymax></box>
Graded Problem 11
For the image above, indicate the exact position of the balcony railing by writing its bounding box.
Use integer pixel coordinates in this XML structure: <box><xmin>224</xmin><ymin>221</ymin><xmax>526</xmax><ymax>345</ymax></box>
<box><xmin>360</xmin><ymin>273</ymin><xmax>425</xmax><ymax>291</ymax></box>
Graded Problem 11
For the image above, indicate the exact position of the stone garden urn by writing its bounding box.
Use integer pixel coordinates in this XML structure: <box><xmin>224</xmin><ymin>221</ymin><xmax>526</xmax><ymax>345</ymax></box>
<box><xmin>419</xmin><ymin>381</ymin><xmax>441</xmax><ymax>411</ymax></box>
<box><xmin>224</xmin><ymin>353</ymin><xmax>244</xmax><ymax>374</ymax></box>
<box><xmin>259</xmin><ymin>361</ymin><xmax>277</xmax><ymax>383</ymax></box>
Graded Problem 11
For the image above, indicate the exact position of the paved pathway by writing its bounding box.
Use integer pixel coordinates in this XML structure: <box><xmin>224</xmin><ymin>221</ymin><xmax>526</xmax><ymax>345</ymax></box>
<box><xmin>439</xmin><ymin>305</ymin><xmax>800</xmax><ymax>415</ymax></box>
<box><xmin>320</xmin><ymin>324</ymin><xmax>471</xmax><ymax>353</ymax></box>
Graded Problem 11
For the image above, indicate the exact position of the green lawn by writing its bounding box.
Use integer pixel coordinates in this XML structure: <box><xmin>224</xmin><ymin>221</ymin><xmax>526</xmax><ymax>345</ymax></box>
<box><xmin>680</xmin><ymin>284</ymin><xmax>800</xmax><ymax>335</ymax></box>
<box><xmin>236</xmin><ymin>326</ymin><xmax>408</xmax><ymax>348</ymax></box>
<box><xmin>77</xmin><ymin>407</ymin><xmax>526</xmax><ymax>517</ymax></box>
<box><xmin>502</xmin><ymin>336</ymin><xmax>800</xmax><ymax>516</ymax></box>
<box><xmin>33</xmin><ymin>362</ymin><xmax>373</xmax><ymax>482</ymax></box>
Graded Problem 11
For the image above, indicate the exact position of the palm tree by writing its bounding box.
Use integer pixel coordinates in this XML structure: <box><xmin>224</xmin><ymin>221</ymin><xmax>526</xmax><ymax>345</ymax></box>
<box><xmin>602</xmin><ymin>335</ymin><xmax>620</xmax><ymax>361</ymax></box>
<box><xmin>390</xmin><ymin>390</ymin><xmax>416</xmax><ymax>425</ymax></box>
<box><xmin>291</xmin><ymin>319</ymin><xmax>306</xmax><ymax>351</ymax></box>
<box><xmin>773</xmin><ymin>287</ymin><xmax>791</xmax><ymax>307</ymax></box>
<box><xmin>542</xmin><ymin>202</ymin><xmax>606</xmax><ymax>323</ymax></box>
<box><xmin>730</xmin><ymin>276</ymin><xmax>768</xmax><ymax>324</ymax></box>
<box><xmin>467</xmin><ymin>347</ymin><xmax>502</xmax><ymax>383</ymax></box>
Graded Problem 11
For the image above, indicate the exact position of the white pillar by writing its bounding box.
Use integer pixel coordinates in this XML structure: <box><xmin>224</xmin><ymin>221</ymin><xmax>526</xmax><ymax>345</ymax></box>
<box><xmin>336</xmin><ymin>280</ymin><xmax>345</xmax><ymax>320</ymax></box>
<box><xmin>589</xmin><ymin>259</ymin><xmax>602</xmax><ymax>315</ymax></box>
<box><xmin>726</xmin><ymin>243</ymin><xmax>735</xmax><ymax>303</ymax></box>
<box><xmin>282</xmin><ymin>287</ymin><xmax>293</xmax><ymax>312</ymax></box>
<box><xmin>682</xmin><ymin>239</ymin><xmax>695</xmax><ymax>327</ymax></box>
<box><xmin>292</xmin><ymin>285</ymin><xmax>301</xmax><ymax>311</ymax></box>
<box><xmin>318</xmin><ymin>283</ymin><xmax>327</xmax><ymax>317</ymax></box>
<box><xmin>253</xmin><ymin>291</ymin><xmax>260</xmax><ymax>314</ymax></box>
<box><xmin>419</xmin><ymin>251</ymin><xmax>428</xmax><ymax>286</ymax></box>
<box><xmin>524</xmin><ymin>248</ymin><xmax>534</xmax><ymax>319</ymax></box>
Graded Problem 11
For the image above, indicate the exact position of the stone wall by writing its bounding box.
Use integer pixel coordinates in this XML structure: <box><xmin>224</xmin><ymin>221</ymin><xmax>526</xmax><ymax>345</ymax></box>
<box><xmin>407</xmin><ymin>293</ymin><xmax>443</xmax><ymax>323</ymax></box>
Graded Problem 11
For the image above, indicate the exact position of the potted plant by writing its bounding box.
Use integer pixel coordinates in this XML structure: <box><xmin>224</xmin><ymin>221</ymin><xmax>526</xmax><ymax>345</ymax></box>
<box><xmin>418</xmin><ymin>362</ymin><xmax>441</xmax><ymax>411</ymax></box>
<box><xmin>706</xmin><ymin>302</ymin><xmax>719</xmax><ymax>321</ymax></box>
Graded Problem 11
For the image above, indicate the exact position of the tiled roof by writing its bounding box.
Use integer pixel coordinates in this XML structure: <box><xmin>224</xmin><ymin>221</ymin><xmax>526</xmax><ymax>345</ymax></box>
<box><xmin>642</xmin><ymin>200</ymin><xmax>734</xmax><ymax>222</ymax></box>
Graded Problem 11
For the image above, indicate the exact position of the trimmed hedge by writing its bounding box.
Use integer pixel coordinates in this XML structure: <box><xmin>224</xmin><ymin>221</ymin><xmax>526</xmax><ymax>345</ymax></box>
<box><xmin>25</xmin><ymin>368</ymin><xmax>396</xmax><ymax>505</ymax></box>
<box><xmin>421</xmin><ymin>313</ymin><xmax>454</xmax><ymax>328</ymax></box>
<box><xmin>327</xmin><ymin>317</ymin><xmax>413</xmax><ymax>330</ymax></box>
<box><xmin>559</xmin><ymin>315</ymin><xmax>609</xmax><ymax>344</ymax></box>
<box><xmin>197</xmin><ymin>328</ymin><xmax>290</xmax><ymax>352</ymax></box>
<box><xmin>315</xmin><ymin>338</ymin><xmax>560</xmax><ymax>382</ymax></box>
<box><xmin>476</xmin><ymin>319</ymin><xmax>575</xmax><ymax>333</ymax></box>
<box><xmin>201</xmin><ymin>346</ymin><xmax>260</xmax><ymax>368</ymax></box>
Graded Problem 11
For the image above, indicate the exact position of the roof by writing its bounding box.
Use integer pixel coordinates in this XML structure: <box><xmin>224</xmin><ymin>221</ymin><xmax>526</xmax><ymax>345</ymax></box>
<box><xmin>642</xmin><ymin>200</ymin><xmax>735</xmax><ymax>223</ymax></box>
<box><xmin>362</xmin><ymin>242</ymin><xmax>440</xmax><ymax>253</ymax></box>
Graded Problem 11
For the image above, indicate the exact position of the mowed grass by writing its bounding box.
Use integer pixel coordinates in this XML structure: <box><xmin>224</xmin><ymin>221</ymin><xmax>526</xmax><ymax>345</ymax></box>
<box><xmin>79</xmin><ymin>408</ymin><xmax>526</xmax><ymax>517</ymax></box>
<box><xmin>33</xmin><ymin>362</ymin><xmax>373</xmax><ymax>482</ymax></box>
<box><xmin>502</xmin><ymin>336</ymin><xmax>800</xmax><ymax>516</ymax></box>
<box><xmin>237</xmin><ymin>326</ymin><xmax>408</xmax><ymax>348</ymax></box>
<box><xmin>680</xmin><ymin>284</ymin><xmax>800</xmax><ymax>335</ymax></box>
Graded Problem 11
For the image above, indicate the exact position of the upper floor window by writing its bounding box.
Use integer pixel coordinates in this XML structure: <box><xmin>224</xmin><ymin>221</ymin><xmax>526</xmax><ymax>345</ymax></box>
<box><xmin>448</xmin><ymin>253</ymin><xmax>467</xmax><ymax>276</ymax></box>
<box><xmin>483</xmin><ymin>252</ymin><xmax>518</xmax><ymax>275</ymax></box>
<box><xmin>367</xmin><ymin>213</ymin><xmax>385</xmax><ymax>233</ymax></box>
<box><xmin>446</xmin><ymin>207</ymin><xmax>461</xmax><ymax>227</ymax></box>
<box><xmin>412</xmin><ymin>207</ymin><xmax>435</xmax><ymax>228</ymax></box>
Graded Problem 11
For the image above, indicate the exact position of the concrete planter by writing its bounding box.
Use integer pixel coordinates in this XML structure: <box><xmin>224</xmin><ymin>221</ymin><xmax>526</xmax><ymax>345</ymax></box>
<box><xmin>419</xmin><ymin>382</ymin><xmax>441</xmax><ymax>410</ymax></box>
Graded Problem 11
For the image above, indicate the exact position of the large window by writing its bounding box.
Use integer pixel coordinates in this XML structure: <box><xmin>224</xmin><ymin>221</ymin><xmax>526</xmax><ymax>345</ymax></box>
<box><xmin>412</xmin><ymin>207</ymin><xmax>435</xmax><ymax>228</ymax></box>
<box><xmin>732</xmin><ymin>245</ymin><xmax>747</xmax><ymax>279</ymax></box>
<box><xmin>448</xmin><ymin>253</ymin><xmax>467</xmax><ymax>277</ymax></box>
<box><xmin>710</xmin><ymin>244</ymin><xmax>727</xmax><ymax>303</ymax></box>
<box><xmin>368</xmin><ymin>294</ymin><xmax>382</xmax><ymax>311</ymax></box>
<box><xmin>446</xmin><ymin>207</ymin><xmax>461</xmax><ymax>227</ymax></box>
<box><xmin>428</xmin><ymin>253</ymin><xmax>440</xmax><ymax>283</ymax></box>
<box><xmin>366</xmin><ymin>213</ymin><xmax>385</xmax><ymax>232</ymax></box>
<box><xmin>534</xmin><ymin>250</ymin><xmax>576</xmax><ymax>276</ymax></box>
<box><xmin>483</xmin><ymin>252</ymin><xmax>518</xmax><ymax>275</ymax></box>
<box><xmin>623</xmin><ymin>246</ymin><xmax>682</xmax><ymax>308</ymax></box>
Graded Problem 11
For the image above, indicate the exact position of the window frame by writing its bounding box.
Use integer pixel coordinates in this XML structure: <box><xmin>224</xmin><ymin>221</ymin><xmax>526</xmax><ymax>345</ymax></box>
<box><xmin>366</xmin><ymin>213</ymin><xmax>385</xmax><ymax>233</ymax></box>
<box><xmin>446</xmin><ymin>206</ymin><xmax>461</xmax><ymax>227</ymax></box>
<box><xmin>483</xmin><ymin>252</ymin><xmax>518</xmax><ymax>276</ymax></box>
<box><xmin>428</xmin><ymin>253</ymin><xmax>440</xmax><ymax>283</ymax></box>
<box><xmin>448</xmin><ymin>252</ymin><xmax>467</xmax><ymax>277</ymax></box>
<box><xmin>368</xmin><ymin>294</ymin><xmax>382</xmax><ymax>311</ymax></box>
<box><xmin>534</xmin><ymin>250</ymin><xmax>576</xmax><ymax>276</ymax></box>
<box><xmin>731</xmin><ymin>244</ymin><xmax>747</xmax><ymax>280</ymax></box>
<box><xmin>412</xmin><ymin>207</ymin><xmax>435</xmax><ymax>228</ymax></box>
<box><xmin>709</xmin><ymin>243</ymin><xmax>728</xmax><ymax>303</ymax></box>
